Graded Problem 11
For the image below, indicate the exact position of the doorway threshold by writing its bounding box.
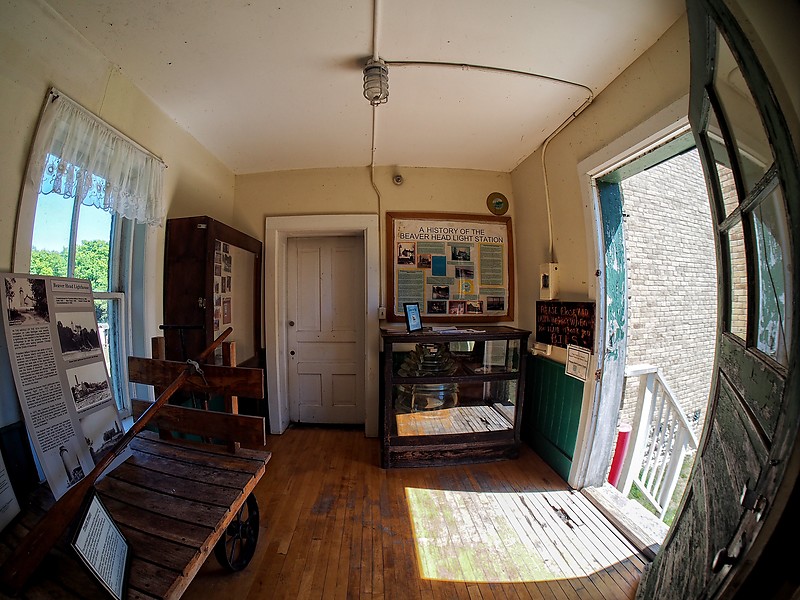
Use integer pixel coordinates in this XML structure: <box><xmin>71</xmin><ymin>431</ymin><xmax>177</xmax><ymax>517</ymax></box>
<box><xmin>582</xmin><ymin>483</ymin><xmax>669</xmax><ymax>561</ymax></box>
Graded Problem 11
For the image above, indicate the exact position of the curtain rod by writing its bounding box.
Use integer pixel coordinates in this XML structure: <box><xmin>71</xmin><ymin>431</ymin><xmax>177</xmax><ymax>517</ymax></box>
<box><xmin>49</xmin><ymin>88</ymin><xmax>167</xmax><ymax>168</ymax></box>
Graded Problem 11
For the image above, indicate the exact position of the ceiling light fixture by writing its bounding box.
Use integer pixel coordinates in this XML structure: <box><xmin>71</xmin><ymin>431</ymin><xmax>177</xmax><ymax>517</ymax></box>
<box><xmin>363</xmin><ymin>57</ymin><xmax>389</xmax><ymax>106</ymax></box>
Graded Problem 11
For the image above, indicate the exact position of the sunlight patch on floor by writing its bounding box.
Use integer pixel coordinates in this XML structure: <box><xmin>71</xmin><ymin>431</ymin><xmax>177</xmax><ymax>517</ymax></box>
<box><xmin>406</xmin><ymin>487</ymin><xmax>622</xmax><ymax>583</ymax></box>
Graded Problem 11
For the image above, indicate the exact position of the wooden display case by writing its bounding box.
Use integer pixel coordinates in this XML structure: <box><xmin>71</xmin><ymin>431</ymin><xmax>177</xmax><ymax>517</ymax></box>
<box><xmin>163</xmin><ymin>216</ymin><xmax>262</xmax><ymax>366</ymax></box>
<box><xmin>380</xmin><ymin>326</ymin><xmax>530</xmax><ymax>468</ymax></box>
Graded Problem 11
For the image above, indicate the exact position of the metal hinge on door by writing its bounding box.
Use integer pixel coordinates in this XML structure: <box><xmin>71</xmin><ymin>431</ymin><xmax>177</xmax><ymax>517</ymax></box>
<box><xmin>740</xmin><ymin>482</ymin><xmax>768</xmax><ymax>521</ymax></box>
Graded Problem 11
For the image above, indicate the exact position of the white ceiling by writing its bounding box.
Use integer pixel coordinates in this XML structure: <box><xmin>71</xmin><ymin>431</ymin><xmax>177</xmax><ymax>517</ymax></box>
<box><xmin>45</xmin><ymin>0</ymin><xmax>685</xmax><ymax>174</ymax></box>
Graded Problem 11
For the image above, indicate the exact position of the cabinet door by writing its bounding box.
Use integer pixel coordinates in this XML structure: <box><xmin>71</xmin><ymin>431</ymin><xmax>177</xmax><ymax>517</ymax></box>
<box><xmin>163</xmin><ymin>217</ymin><xmax>209</xmax><ymax>360</ymax></box>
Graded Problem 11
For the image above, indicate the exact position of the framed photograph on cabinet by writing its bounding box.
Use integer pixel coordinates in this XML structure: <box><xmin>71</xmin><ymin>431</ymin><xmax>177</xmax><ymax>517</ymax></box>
<box><xmin>404</xmin><ymin>302</ymin><xmax>423</xmax><ymax>333</ymax></box>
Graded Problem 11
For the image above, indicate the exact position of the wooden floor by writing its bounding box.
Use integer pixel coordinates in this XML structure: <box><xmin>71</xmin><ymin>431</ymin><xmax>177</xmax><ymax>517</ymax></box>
<box><xmin>182</xmin><ymin>426</ymin><xmax>648</xmax><ymax>600</ymax></box>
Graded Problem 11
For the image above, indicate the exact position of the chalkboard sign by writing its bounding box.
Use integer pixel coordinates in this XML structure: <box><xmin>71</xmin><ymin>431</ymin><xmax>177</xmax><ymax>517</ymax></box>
<box><xmin>535</xmin><ymin>301</ymin><xmax>595</xmax><ymax>350</ymax></box>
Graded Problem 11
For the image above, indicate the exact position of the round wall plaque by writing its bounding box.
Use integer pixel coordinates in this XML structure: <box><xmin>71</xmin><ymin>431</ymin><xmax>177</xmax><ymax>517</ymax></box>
<box><xmin>486</xmin><ymin>192</ymin><xmax>509</xmax><ymax>215</ymax></box>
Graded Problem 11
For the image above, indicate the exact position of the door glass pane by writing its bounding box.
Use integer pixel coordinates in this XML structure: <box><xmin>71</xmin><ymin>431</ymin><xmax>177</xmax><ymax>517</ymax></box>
<box><xmin>75</xmin><ymin>204</ymin><xmax>112</xmax><ymax>292</ymax></box>
<box><xmin>726</xmin><ymin>218</ymin><xmax>748</xmax><ymax>340</ymax></box>
<box><xmin>713</xmin><ymin>33</ymin><xmax>773</xmax><ymax>193</ymax></box>
<box><xmin>752</xmin><ymin>185</ymin><xmax>791</xmax><ymax>364</ymax></box>
<box><xmin>706</xmin><ymin>106</ymin><xmax>738</xmax><ymax>219</ymax></box>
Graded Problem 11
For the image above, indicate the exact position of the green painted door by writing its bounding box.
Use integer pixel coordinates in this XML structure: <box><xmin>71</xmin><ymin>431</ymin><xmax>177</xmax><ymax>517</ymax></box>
<box><xmin>636</xmin><ymin>1</ymin><xmax>799</xmax><ymax>598</ymax></box>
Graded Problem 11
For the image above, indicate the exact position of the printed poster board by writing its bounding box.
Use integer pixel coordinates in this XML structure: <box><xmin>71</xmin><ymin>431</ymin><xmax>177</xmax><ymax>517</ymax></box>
<box><xmin>386</xmin><ymin>212</ymin><xmax>514</xmax><ymax>322</ymax></box>
<box><xmin>1</xmin><ymin>274</ymin><xmax>127</xmax><ymax>500</ymax></box>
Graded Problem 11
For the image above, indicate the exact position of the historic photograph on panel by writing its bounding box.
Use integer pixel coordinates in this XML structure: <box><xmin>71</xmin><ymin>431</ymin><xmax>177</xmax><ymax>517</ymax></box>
<box><xmin>487</xmin><ymin>296</ymin><xmax>505</xmax><ymax>311</ymax></box>
<box><xmin>448</xmin><ymin>300</ymin><xmax>466</xmax><ymax>315</ymax></box>
<box><xmin>57</xmin><ymin>439</ymin><xmax>86</xmax><ymax>489</ymax></box>
<box><xmin>427</xmin><ymin>301</ymin><xmax>447</xmax><ymax>314</ymax></box>
<box><xmin>396</xmin><ymin>242</ymin><xmax>415</xmax><ymax>265</ymax></box>
<box><xmin>79</xmin><ymin>405</ymin><xmax>124</xmax><ymax>463</ymax></box>
<box><xmin>466</xmin><ymin>300</ymin><xmax>484</xmax><ymax>314</ymax></box>
<box><xmin>66</xmin><ymin>361</ymin><xmax>112</xmax><ymax>412</ymax></box>
<box><xmin>4</xmin><ymin>276</ymin><xmax>50</xmax><ymax>326</ymax></box>
<box><xmin>55</xmin><ymin>311</ymin><xmax>102</xmax><ymax>360</ymax></box>
<box><xmin>450</xmin><ymin>245</ymin><xmax>471</xmax><ymax>261</ymax></box>
<box><xmin>432</xmin><ymin>285</ymin><xmax>449</xmax><ymax>299</ymax></box>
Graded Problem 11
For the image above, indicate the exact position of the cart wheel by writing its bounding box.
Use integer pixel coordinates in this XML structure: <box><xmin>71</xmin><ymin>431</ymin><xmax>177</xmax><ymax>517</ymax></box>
<box><xmin>215</xmin><ymin>492</ymin><xmax>260</xmax><ymax>571</ymax></box>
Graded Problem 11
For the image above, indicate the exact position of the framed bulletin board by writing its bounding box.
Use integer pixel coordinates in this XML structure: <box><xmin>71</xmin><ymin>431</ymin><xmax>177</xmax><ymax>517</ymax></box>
<box><xmin>386</xmin><ymin>212</ymin><xmax>514</xmax><ymax>323</ymax></box>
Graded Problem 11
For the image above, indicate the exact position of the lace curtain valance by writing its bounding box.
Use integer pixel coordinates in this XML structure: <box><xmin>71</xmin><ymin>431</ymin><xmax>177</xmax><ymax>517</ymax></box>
<box><xmin>27</xmin><ymin>88</ymin><xmax>165</xmax><ymax>227</ymax></box>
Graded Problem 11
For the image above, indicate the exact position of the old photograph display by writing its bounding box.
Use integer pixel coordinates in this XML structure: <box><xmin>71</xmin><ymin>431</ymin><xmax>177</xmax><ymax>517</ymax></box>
<box><xmin>212</xmin><ymin>240</ymin><xmax>236</xmax><ymax>362</ymax></box>
<box><xmin>1</xmin><ymin>274</ymin><xmax>127</xmax><ymax>500</ymax></box>
<box><xmin>387</xmin><ymin>212</ymin><xmax>514</xmax><ymax>322</ymax></box>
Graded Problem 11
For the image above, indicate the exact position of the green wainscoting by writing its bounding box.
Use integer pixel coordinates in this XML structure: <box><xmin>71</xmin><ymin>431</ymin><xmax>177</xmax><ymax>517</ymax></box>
<box><xmin>522</xmin><ymin>356</ymin><xmax>584</xmax><ymax>481</ymax></box>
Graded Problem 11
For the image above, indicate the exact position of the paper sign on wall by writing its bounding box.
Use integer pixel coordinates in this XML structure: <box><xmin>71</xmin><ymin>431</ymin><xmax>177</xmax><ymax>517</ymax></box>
<box><xmin>565</xmin><ymin>344</ymin><xmax>592</xmax><ymax>382</ymax></box>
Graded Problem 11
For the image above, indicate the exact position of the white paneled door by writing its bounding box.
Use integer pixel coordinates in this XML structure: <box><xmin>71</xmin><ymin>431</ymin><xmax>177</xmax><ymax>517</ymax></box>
<box><xmin>287</xmin><ymin>236</ymin><xmax>365</xmax><ymax>424</ymax></box>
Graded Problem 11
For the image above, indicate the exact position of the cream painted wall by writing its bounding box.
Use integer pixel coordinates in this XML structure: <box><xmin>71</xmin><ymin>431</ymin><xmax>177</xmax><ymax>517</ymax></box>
<box><xmin>0</xmin><ymin>0</ymin><xmax>235</xmax><ymax>425</ymax></box>
<box><xmin>511</xmin><ymin>15</ymin><xmax>691</xmax><ymax>361</ymax></box>
<box><xmin>234</xmin><ymin>165</ymin><xmax>515</xmax><ymax>315</ymax></box>
<box><xmin>0</xmin><ymin>0</ymin><xmax>234</xmax><ymax>325</ymax></box>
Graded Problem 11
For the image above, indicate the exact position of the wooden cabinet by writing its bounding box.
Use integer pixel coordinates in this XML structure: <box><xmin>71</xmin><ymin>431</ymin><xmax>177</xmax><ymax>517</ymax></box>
<box><xmin>163</xmin><ymin>216</ymin><xmax>262</xmax><ymax>367</ymax></box>
<box><xmin>380</xmin><ymin>326</ymin><xmax>530</xmax><ymax>468</ymax></box>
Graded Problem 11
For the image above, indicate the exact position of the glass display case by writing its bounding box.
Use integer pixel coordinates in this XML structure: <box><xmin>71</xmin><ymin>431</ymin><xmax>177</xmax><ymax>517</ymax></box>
<box><xmin>380</xmin><ymin>326</ymin><xmax>530</xmax><ymax>467</ymax></box>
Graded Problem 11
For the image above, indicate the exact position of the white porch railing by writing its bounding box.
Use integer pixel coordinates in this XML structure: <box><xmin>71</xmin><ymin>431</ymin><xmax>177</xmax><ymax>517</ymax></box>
<box><xmin>616</xmin><ymin>364</ymin><xmax>699</xmax><ymax>521</ymax></box>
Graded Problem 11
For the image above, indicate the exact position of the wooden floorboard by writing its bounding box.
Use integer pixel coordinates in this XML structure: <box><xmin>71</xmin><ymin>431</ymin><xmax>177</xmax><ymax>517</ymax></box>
<box><xmin>182</xmin><ymin>426</ymin><xmax>647</xmax><ymax>600</ymax></box>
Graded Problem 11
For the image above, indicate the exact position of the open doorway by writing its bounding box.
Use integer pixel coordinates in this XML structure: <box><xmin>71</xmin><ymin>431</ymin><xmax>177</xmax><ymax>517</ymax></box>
<box><xmin>605</xmin><ymin>142</ymin><xmax>716</xmax><ymax>526</ymax></box>
<box><xmin>579</xmin><ymin>131</ymin><xmax>719</xmax><ymax>554</ymax></box>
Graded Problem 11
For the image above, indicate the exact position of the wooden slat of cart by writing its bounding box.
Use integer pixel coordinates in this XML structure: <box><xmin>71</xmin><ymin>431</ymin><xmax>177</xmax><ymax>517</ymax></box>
<box><xmin>92</xmin><ymin>431</ymin><xmax>270</xmax><ymax>600</ymax></box>
<box><xmin>0</xmin><ymin>429</ymin><xmax>270</xmax><ymax>600</ymax></box>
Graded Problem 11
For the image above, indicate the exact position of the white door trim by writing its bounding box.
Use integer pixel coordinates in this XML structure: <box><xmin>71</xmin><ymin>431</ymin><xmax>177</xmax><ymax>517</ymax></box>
<box><xmin>265</xmin><ymin>214</ymin><xmax>380</xmax><ymax>436</ymax></box>
<box><xmin>571</xmin><ymin>95</ymin><xmax>690</xmax><ymax>489</ymax></box>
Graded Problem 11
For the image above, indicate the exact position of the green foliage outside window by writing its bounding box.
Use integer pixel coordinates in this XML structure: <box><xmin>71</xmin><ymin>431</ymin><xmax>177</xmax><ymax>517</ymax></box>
<box><xmin>30</xmin><ymin>240</ymin><xmax>110</xmax><ymax>321</ymax></box>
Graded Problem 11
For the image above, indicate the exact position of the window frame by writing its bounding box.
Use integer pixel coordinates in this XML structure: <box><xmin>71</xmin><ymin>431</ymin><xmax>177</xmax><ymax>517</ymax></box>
<box><xmin>17</xmin><ymin>191</ymin><xmax>136</xmax><ymax>418</ymax></box>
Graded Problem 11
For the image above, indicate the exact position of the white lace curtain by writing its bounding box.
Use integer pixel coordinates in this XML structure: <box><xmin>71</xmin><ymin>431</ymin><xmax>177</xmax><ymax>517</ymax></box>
<box><xmin>27</xmin><ymin>88</ymin><xmax>165</xmax><ymax>226</ymax></box>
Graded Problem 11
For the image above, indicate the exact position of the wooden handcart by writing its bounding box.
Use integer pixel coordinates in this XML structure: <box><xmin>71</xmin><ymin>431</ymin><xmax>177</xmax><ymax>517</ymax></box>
<box><xmin>0</xmin><ymin>332</ymin><xmax>270</xmax><ymax>599</ymax></box>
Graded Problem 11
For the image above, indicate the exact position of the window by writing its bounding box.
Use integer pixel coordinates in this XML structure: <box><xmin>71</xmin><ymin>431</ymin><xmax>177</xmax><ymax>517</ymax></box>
<box><xmin>705</xmin><ymin>35</ymin><xmax>792</xmax><ymax>365</ymax></box>
<box><xmin>29</xmin><ymin>179</ymin><xmax>134</xmax><ymax>415</ymax></box>
<box><xmin>14</xmin><ymin>89</ymin><xmax>165</xmax><ymax>416</ymax></box>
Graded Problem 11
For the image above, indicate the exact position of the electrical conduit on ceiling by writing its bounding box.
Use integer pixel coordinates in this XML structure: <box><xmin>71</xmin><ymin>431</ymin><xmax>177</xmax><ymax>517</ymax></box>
<box><xmin>367</xmin><ymin>0</ymin><xmax>595</xmax><ymax>307</ymax></box>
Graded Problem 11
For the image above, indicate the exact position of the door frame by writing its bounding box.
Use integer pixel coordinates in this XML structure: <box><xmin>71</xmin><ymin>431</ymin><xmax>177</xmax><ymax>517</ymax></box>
<box><xmin>572</xmin><ymin>96</ymin><xmax>692</xmax><ymax>488</ymax></box>
<box><xmin>264</xmin><ymin>214</ymin><xmax>380</xmax><ymax>436</ymax></box>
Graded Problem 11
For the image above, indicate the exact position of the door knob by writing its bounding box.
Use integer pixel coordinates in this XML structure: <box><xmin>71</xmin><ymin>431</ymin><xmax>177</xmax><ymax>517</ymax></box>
<box><xmin>290</xmin><ymin>350</ymin><xmax>295</xmax><ymax>356</ymax></box>
<box><xmin>289</xmin><ymin>320</ymin><xmax>295</xmax><ymax>327</ymax></box>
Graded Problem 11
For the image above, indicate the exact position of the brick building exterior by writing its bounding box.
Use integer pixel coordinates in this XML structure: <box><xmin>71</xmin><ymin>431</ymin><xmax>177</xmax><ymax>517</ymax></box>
<box><xmin>618</xmin><ymin>149</ymin><xmax>717</xmax><ymax>435</ymax></box>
